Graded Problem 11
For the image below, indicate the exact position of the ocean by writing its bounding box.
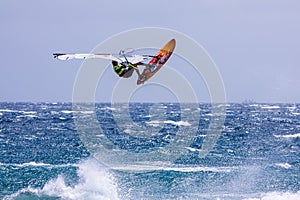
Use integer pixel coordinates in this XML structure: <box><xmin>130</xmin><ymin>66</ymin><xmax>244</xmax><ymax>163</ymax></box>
<box><xmin>0</xmin><ymin>102</ymin><xmax>299</xmax><ymax>200</ymax></box>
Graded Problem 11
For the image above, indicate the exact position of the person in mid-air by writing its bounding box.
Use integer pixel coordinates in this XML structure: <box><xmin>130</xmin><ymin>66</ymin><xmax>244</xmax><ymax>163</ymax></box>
<box><xmin>112</xmin><ymin>60</ymin><xmax>156</xmax><ymax>81</ymax></box>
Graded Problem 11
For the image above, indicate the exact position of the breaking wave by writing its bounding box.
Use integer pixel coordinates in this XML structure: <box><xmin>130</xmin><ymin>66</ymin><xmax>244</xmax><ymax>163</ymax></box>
<box><xmin>4</xmin><ymin>158</ymin><xmax>119</xmax><ymax>200</ymax></box>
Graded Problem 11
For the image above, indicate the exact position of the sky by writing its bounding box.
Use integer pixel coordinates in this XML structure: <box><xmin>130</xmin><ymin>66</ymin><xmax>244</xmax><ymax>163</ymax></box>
<box><xmin>0</xmin><ymin>0</ymin><xmax>299</xmax><ymax>103</ymax></box>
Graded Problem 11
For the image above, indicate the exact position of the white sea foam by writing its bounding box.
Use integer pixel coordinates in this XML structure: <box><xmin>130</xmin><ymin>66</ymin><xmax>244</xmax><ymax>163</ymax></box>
<box><xmin>113</xmin><ymin>163</ymin><xmax>235</xmax><ymax>173</ymax></box>
<box><xmin>21</xmin><ymin>111</ymin><xmax>37</xmax><ymax>115</ymax></box>
<box><xmin>50</xmin><ymin>111</ymin><xmax>59</xmax><ymax>115</ymax></box>
<box><xmin>5</xmin><ymin>158</ymin><xmax>119</xmax><ymax>200</ymax></box>
<box><xmin>185</xmin><ymin>147</ymin><xmax>201</xmax><ymax>152</ymax></box>
<box><xmin>106</xmin><ymin>106</ymin><xmax>116</xmax><ymax>111</ymax></box>
<box><xmin>274</xmin><ymin>133</ymin><xmax>300</xmax><ymax>138</ymax></box>
<box><xmin>163</xmin><ymin>166</ymin><xmax>234</xmax><ymax>173</ymax></box>
<box><xmin>198</xmin><ymin>134</ymin><xmax>207</xmax><ymax>137</ymax></box>
<box><xmin>23</xmin><ymin>114</ymin><xmax>38</xmax><ymax>118</ymax></box>
<box><xmin>146</xmin><ymin>120</ymin><xmax>162</xmax><ymax>127</ymax></box>
<box><xmin>61</xmin><ymin>110</ymin><xmax>94</xmax><ymax>114</ymax></box>
<box><xmin>99</xmin><ymin>106</ymin><xmax>117</xmax><ymax>111</ymax></box>
<box><xmin>271</xmin><ymin>117</ymin><xmax>292</xmax><ymax>123</ymax></box>
<box><xmin>164</xmin><ymin>120</ymin><xmax>191</xmax><ymax>126</ymax></box>
<box><xmin>275</xmin><ymin>163</ymin><xmax>292</xmax><ymax>169</ymax></box>
<box><xmin>124</xmin><ymin>128</ymin><xmax>132</xmax><ymax>133</ymax></box>
<box><xmin>0</xmin><ymin>109</ymin><xmax>17</xmax><ymax>113</ymax></box>
<box><xmin>79</xmin><ymin>110</ymin><xmax>94</xmax><ymax>114</ymax></box>
<box><xmin>260</xmin><ymin>105</ymin><xmax>280</xmax><ymax>109</ymax></box>
<box><xmin>0</xmin><ymin>162</ymin><xmax>75</xmax><ymax>168</ymax></box>
<box><xmin>44</xmin><ymin>158</ymin><xmax>119</xmax><ymax>200</ymax></box>
<box><xmin>61</xmin><ymin>110</ymin><xmax>74</xmax><ymax>114</ymax></box>
<box><xmin>287</xmin><ymin>105</ymin><xmax>297</xmax><ymax>110</ymax></box>
<box><xmin>243</xmin><ymin>191</ymin><xmax>300</xmax><ymax>200</ymax></box>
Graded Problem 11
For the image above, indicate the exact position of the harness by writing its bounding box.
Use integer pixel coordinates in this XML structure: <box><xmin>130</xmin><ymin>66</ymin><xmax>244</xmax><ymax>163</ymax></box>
<box><xmin>113</xmin><ymin>62</ymin><xmax>137</xmax><ymax>77</ymax></box>
<box><xmin>113</xmin><ymin>64</ymin><xmax>125</xmax><ymax>76</ymax></box>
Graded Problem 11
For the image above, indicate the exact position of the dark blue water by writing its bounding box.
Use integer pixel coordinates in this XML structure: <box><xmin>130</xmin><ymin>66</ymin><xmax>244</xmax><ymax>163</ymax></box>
<box><xmin>0</xmin><ymin>103</ymin><xmax>299</xmax><ymax>199</ymax></box>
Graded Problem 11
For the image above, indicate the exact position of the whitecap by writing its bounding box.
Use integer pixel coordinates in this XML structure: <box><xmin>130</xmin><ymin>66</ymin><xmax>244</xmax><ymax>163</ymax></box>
<box><xmin>198</xmin><ymin>134</ymin><xmax>207</xmax><ymax>137</ymax></box>
<box><xmin>0</xmin><ymin>162</ymin><xmax>76</xmax><ymax>168</ymax></box>
<box><xmin>5</xmin><ymin>158</ymin><xmax>119</xmax><ymax>200</ymax></box>
<box><xmin>42</xmin><ymin>159</ymin><xmax>119</xmax><ymax>200</ymax></box>
<box><xmin>243</xmin><ymin>191</ymin><xmax>300</xmax><ymax>200</ymax></box>
<box><xmin>274</xmin><ymin>133</ymin><xmax>300</xmax><ymax>138</ymax></box>
<box><xmin>163</xmin><ymin>166</ymin><xmax>234</xmax><ymax>173</ymax></box>
<box><xmin>261</xmin><ymin>105</ymin><xmax>280</xmax><ymax>109</ymax></box>
<box><xmin>287</xmin><ymin>106</ymin><xmax>297</xmax><ymax>110</ymax></box>
<box><xmin>0</xmin><ymin>109</ymin><xmax>17</xmax><ymax>113</ymax></box>
<box><xmin>113</xmin><ymin>164</ymin><xmax>234</xmax><ymax>173</ymax></box>
<box><xmin>146</xmin><ymin>120</ymin><xmax>162</xmax><ymax>127</ymax></box>
<box><xmin>61</xmin><ymin>110</ymin><xmax>94</xmax><ymax>115</ymax></box>
<box><xmin>105</xmin><ymin>106</ymin><xmax>116</xmax><ymax>111</ymax></box>
<box><xmin>20</xmin><ymin>162</ymin><xmax>52</xmax><ymax>167</ymax></box>
<box><xmin>249</xmin><ymin>104</ymin><xmax>260</xmax><ymax>107</ymax></box>
<box><xmin>275</xmin><ymin>163</ymin><xmax>292</xmax><ymax>169</ymax></box>
<box><xmin>185</xmin><ymin>147</ymin><xmax>200</xmax><ymax>152</ymax></box>
<box><xmin>164</xmin><ymin>120</ymin><xmax>191</xmax><ymax>126</ymax></box>
<box><xmin>50</xmin><ymin>111</ymin><xmax>59</xmax><ymax>115</ymax></box>
<box><xmin>21</xmin><ymin>111</ymin><xmax>37</xmax><ymax>115</ymax></box>
<box><xmin>61</xmin><ymin>110</ymin><xmax>74</xmax><ymax>114</ymax></box>
<box><xmin>124</xmin><ymin>129</ymin><xmax>132</xmax><ymax>133</ymax></box>
<box><xmin>79</xmin><ymin>111</ymin><xmax>94</xmax><ymax>114</ymax></box>
<box><xmin>24</xmin><ymin>114</ymin><xmax>38</xmax><ymax>118</ymax></box>
<box><xmin>16</xmin><ymin>114</ymin><xmax>37</xmax><ymax>119</ymax></box>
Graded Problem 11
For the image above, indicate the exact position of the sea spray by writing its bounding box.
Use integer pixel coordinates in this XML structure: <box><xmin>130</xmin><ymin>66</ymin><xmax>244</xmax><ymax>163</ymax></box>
<box><xmin>42</xmin><ymin>158</ymin><xmax>119</xmax><ymax>200</ymax></box>
<box><xmin>5</xmin><ymin>158</ymin><xmax>119</xmax><ymax>200</ymax></box>
<box><xmin>243</xmin><ymin>191</ymin><xmax>300</xmax><ymax>200</ymax></box>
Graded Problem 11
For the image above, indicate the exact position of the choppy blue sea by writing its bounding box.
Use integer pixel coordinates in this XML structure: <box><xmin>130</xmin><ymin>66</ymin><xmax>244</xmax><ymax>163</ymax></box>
<box><xmin>0</xmin><ymin>102</ymin><xmax>299</xmax><ymax>200</ymax></box>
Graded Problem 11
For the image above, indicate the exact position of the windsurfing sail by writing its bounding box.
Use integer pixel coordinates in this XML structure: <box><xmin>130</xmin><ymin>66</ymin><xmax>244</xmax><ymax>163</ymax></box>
<box><xmin>53</xmin><ymin>53</ymin><xmax>116</xmax><ymax>61</ymax></box>
<box><xmin>53</xmin><ymin>53</ymin><xmax>154</xmax><ymax>65</ymax></box>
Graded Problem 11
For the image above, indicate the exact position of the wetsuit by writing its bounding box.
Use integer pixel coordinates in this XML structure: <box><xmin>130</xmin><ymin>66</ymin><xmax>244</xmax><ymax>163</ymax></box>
<box><xmin>112</xmin><ymin>61</ymin><xmax>137</xmax><ymax>78</ymax></box>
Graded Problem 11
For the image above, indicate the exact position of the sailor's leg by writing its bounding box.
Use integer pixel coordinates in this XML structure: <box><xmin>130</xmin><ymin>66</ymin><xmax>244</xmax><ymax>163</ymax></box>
<box><xmin>142</xmin><ymin>64</ymin><xmax>156</xmax><ymax>73</ymax></box>
<box><xmin>127</xmin><ymin>63</ymin><xmax>138</xmax><ymax>70</ymax></box>
<box><xmin>136</xmin><ymin>63</ymin><xmax>155</xmax><ymax>72</ymax></box>
<box><xmin>134</xmin><ymin>68</ymin><xmax>141</xmax><ymax>77</ymax></box>
<box><xmin>122</xmin><ymin>68</ymin><xmax>134</xmax><ymax>78</ymax></box>
<box><xmin>134</xmin><ymin>68</ymin><xmax>146</xmax><ymax>82</ymax></box>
